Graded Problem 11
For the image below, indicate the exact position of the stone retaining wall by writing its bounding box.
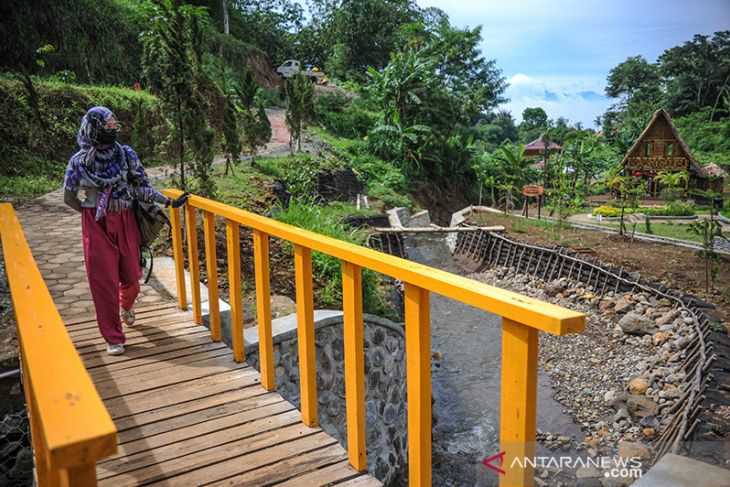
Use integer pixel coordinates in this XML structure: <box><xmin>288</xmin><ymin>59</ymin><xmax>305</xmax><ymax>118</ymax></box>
<box><xmin>245</xmin><ymin>312</ymin><xmax>408</xmax><ymax>485</ymax></box>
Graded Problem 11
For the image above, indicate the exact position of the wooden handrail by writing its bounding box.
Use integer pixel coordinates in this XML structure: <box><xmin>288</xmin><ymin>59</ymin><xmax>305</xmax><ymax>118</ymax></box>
<box><xmin>0</xmin><ymin>203</ymin><xmax>117</xmax><ymax>486</ymax></box>
<box><xmin>163</xmin><ymin>190</ymin><xmax>586</xmax><ymax>487</ymax></box>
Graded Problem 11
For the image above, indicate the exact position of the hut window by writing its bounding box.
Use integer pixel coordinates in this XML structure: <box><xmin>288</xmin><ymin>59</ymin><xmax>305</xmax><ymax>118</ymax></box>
<box><xmin>644</xmin><ymin>142</ymin><xmax>652</xmax><ymax>156</ymax></box>
<box><xmin>666</xmin><ymin>142</ymin><xmax>674</xmax><ymax>156</ymax></box>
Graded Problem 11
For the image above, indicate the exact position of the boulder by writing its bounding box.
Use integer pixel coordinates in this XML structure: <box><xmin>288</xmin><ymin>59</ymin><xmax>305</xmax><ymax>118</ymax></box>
<box><xmin>545</xmin><ymin>279</ymin><xmax>567</xmax><ymax>296</ymax></box>
<box><xmin>614</xmin><ymin>298</ymin><xmax>633</xmax><ymax>314</ymax></box>
<box><xmin>617</xmin><ymin>441</ymin><xmax>651</xmax><ymax>460</ymax></box>
<box><xmin>628</xmin><ymin>377</ymin><xmax>649</xmax><ymax>395</ymax></box>
<box><xmin>652</xmin><ymin>331</ymin><xmax>669</xmax><ymax>346</ymax></box>
<box><xmin>618</xmin><ymin>312</ymin><xmax>657</xmax><ymax>336</ymax></box>
<box><xmin>576</xmin><ymin>466</ymin><xmax>602</xmax><ymax>479</ymax></box>
<box><xmin>656</xmin><ymin>311</ymin><xmax>675</xmax><ymax>326</ymax></box>
<box><xmin>626</xmin><ymin>395</ymin><xmax>659</xmax><ymax>418</ymax></box>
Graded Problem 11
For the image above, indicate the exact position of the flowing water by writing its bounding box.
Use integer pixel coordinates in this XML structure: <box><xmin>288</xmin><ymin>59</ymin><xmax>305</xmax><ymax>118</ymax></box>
<box><xmin>403</xmin><ymin>232</ymin><xmax>582</xmax><ymax>486</ymax></box>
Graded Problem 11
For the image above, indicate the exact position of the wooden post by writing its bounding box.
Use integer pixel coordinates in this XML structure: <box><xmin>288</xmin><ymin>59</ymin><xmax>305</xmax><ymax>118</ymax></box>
<box><xmin>226</xmin><ymin>220</ymin><xmax>244</xmax><ymax>362</ymax></box>
<box><xmin>537</xmin><ymin>196</ymin><xmax>541</xmax><ymax>220</ymax></box>
<box><xmin>500</xmin><ymin>318</ymin><xmax>538</xmax><ymax>487</ymax></box>
<box><xmin>343</xmin><ymin>261</ymin><xmax>366</xmax><ymax>471</ymax></box>
<box><xmin>253</xmin><ymin>230</ymin><xmax>275</xmax><ymax>391</ymax></box>
<box><xmin>169</xmin><ymin>206</ymin><xmax>187</xmax><ymax>310</ymax></box>
<box><xmin>405</xmin><ymin>283</ymin><xmax>431</xmax><ymax>486</ymax></box>
<box><xmin>203</xmin><ymin>211</ymin><xmax>221</xmax><ymax>341</ymax></box>
<box><xmin>185</xmin><ymin>205</ymin><xmax>202</xmax><ymax>324</ymax></box>
<box><xmin>294</xmin><ymin>244</ymin><xmax>317</xmax><ymax>426</ymax></box>
<box><xmin>63</xmin><ymin>464</ymin><xmax>97</xmax><ymax>486</ymax></box>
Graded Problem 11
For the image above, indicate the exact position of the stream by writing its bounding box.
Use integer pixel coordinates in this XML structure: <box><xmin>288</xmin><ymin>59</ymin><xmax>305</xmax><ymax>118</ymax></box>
<box><xmin>403</xmin><ymin>232</ymin><xmax>583</xmax><ymax>486</ymax></box>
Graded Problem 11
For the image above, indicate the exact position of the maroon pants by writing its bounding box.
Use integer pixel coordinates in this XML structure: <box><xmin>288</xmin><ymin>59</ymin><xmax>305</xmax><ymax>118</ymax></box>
<box><xmin>81</xmin><ymin>208</ymin><xmax>141</xmax><ymax>345</ymax></box>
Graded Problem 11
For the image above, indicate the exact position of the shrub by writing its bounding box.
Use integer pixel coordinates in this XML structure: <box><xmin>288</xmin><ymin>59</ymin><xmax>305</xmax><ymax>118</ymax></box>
<box><xmin>592</xmin><ymin>205</ymin><xmax>623</xmax><ymax>218</ymax></box>
<box><xmin>641</xmin><ymin>201</ymin><xmax>696</xmax><ymax>216</ymax></box>
<box><xmin>273</xmin><ymin>200</ymin><xmax>389</xmax><ymax>316</ymax></box>
<box><xmin>314</xmin><ymin>92</ymin><xmax>379</xmax><ymax>139</ymax></box>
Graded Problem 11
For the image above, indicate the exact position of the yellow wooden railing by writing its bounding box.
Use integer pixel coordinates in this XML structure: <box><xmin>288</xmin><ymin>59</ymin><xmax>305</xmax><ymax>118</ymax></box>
<box><xmin>0</xmin><ymin>204</ymin><xmax>117</xmax><ymax>486</ymax></box>
<box><xmin>163</xmin><ymin>190</ymin><xmax>586</xmax><ymax>487</ymax></box>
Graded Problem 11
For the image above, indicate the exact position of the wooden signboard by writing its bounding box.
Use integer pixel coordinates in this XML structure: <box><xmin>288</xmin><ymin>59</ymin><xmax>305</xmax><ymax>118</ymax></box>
<box><xmin>522</xmin><ymin>185</ymin><xmax>544</xmax><ymax>197</ymax></box>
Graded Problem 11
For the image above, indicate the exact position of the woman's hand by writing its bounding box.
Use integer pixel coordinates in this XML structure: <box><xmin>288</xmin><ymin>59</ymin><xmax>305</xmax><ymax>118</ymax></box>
<box><xmin>166</xmin><ymin>192</ymin><xmax>190</xmax><ymax>208</ymax></box>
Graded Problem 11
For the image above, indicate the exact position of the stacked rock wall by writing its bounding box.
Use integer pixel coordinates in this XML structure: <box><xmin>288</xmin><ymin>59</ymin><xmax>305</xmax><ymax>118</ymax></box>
<box><xmin>246</xmin><ymin>313</ymin><xmax>408</xmax><ymax>485</ymax></box>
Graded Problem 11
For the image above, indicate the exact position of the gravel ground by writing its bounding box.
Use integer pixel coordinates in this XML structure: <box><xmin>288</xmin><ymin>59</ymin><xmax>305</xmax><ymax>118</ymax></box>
<box><xmin>469</xmin><ymin>266</ymin><xmax>702</xmax><ymax>485</ymax></box>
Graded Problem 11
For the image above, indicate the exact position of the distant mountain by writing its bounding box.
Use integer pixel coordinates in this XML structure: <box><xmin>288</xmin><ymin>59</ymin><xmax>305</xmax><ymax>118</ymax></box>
<box><xmin>543</xmin><ymin>90</ymin><xmax>559</xmax><ymax>102</ymax></box>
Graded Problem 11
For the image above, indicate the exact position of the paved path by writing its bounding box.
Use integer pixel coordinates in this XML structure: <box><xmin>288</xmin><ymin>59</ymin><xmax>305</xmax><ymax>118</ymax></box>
<box><xmin>16</xmin><ymin>190</ymin><xmax>165</xmax><ymax>319</ymax></box>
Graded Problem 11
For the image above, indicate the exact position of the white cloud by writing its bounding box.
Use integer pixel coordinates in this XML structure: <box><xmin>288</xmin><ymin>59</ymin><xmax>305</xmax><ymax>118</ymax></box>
<box><xmin>501</xmin><ymin>73</ymin><xmax>612</xmax><ymax>127</ymax></box>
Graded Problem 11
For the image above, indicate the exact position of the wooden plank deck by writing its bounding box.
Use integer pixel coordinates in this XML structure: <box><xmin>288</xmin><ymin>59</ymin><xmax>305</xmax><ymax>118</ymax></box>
<box><xmin>67</xmin><ymin>303</ymin><xmax>382</xmax><ymax>486</ymax></box>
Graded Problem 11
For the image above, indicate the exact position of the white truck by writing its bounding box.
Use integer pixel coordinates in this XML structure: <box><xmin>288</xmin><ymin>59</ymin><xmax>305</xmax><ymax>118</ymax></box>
<box><xmin>276</xmin><ymin>60</ymin><xmax>325</xmax><ymax>83</ymax></box>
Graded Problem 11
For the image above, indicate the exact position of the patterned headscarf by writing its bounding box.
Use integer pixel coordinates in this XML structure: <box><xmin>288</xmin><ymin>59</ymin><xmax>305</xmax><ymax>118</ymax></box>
<box><xmin>67</xmin><ymin>106</ymin><xmax>126</xmax><ymax>220</ymax></box>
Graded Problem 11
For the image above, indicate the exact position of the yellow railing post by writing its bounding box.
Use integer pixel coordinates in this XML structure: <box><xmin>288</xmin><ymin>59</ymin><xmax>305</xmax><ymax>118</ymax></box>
<box><xmin>499</xmin><ymin>318</ymin><xmax>538</xmax><ymax>487</ymax></box>
<box><xmin>294</xmin><ymin>244</ymin><xmax>318</xmax><ymax>427</ymax></box>
<box><xmin>0</xmin><ymin>204</ymin><xmax>117</xmax><ymax>486</ymax></box>
<box><xmin>405</xmin><ymin>283</ymin><xmax>431</xmax><ymax>487</ymax></box>
<box><xmin>169</xmin><ymin>205</ymin><xmax>187</xmax><ymax>310</ymax></box>
<box><xmin>253</xmin><ymin>229</ymin><xmax>275</xmax><ymax>391</ymax></box>
<box><xmin>342</xmin><ymin>261</ymin><xmax>366</xmax><ymax>471</ymax></box>
<box><xmin>185</xmin><ymin>205</ymin><xmax>202</xmax><ymax>324</ymax></box>
<box><xmin>63</xmin><ymin>464</ymin><xmax>98</xmax><ymax>486</ymax></box>
<box><xmin>226</xmin><ymin>219</ymin><xmax>245</xmax><ymax>362</ymax></box>
<box><xmin>203</xmin><ymin>211</ymin><xmax>221</xmax><ymax>341</ymax></box>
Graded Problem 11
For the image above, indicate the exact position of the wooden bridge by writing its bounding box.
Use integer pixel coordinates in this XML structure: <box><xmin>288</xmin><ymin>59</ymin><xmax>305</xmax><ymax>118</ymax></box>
<box><xmin>0</xmin><ymin>190</ymin><xmax>586</xmax><ymax>487</ymax></box>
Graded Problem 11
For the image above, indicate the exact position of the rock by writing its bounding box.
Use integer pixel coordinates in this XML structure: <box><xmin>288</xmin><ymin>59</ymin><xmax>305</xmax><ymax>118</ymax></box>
<box><xmin>626</xmin><ymin>396</ymin><xmax>659</xmax><ymax>418</ymax></box>
<box><xmin>613</xmin><ymin>408</ymin><xmax>630</xmax><ymax>422</ymax></box>
<box><xmin>545</xmin><ymin>280</ymin><xmax>567</xmax><ymax>296</ymax></box>
<box><xmin>604</xmin><ymin>390</ymin><xmax>617</xmax><ymax>403</ymax></box>
<box><xmin>676</xmin><ymin>336</ymin><xmax>693</xmax><ymax>349</ymax></box>
<box><xmin>652</xmin><ymin>331</ymin><xmax>669</xmax><ymax>346</ymax></box>
<box><xmin>660</xmin><ymin>387</ymin><xmax>683</xmax><ymax>399</ymax></box>
<box><xmin>642</xmin><ymin>427</ymin><xmax>656</xmax><ymax>439</ymax></box>
<box><xmin>585</xmin><ymin>436</ymin><xmax>599</xmax><ymax>447</ymax></box>
<box><xmin>614</xmin><ymin>298</ymin><xmax>633</xmax><ymax>314</ymax></box>
<box><xmin>557</xmin><ymin>435</ymin><xmax>570</xmax><ymax>444</ymax></box>
<box><xmin>628</xmin><ymin>377</ymin><xmax>649</xmax><ymax>395</ymax></box>
<box><xmin>659</xmin><ymin>324</ymin><xmax>675</xmax><ymax>332</ymax></box>
<box><xmin>683</xmin><ymin>316</ymin><xmax>694</xmax><ymax>325</ymax></box>
<box><xmin>617</xmin><ymin>441</ymin><xmax>651</xmax><ymax>460</ymax></box>
<box><xmin>618</xmin><ymin>312</ymin><xmax>657</xmax><ymax>336</ymax></box>
<box><xmin>270</xmin><ymin>294</ymin><xmax>297</xmax><ymax>319</ymax></box>
<box><xmin>656</xmin><ymin>311</ymin><xmax>675</xmax><ymax>326</ymax></box>
<box><xmin>639</xmin><ymin>415</ymin><xmax>660</xmax><ymax>429</ymax></box>
<box><xmin>627</xmin><ymin>271</ymin><xmax>641</xmax><ymax>281</ymax></box>
<box><xmin>576</xmin><ymin>466</ymin><xmax>602</xmax><ymax>479</ymax></box>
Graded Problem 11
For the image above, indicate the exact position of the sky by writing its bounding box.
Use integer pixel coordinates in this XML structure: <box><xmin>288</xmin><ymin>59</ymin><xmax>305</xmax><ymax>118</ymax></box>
<box><xmin>416</xmin><ymin>0</ymin><xmax>730</xmax><ymax>127</ymax></box>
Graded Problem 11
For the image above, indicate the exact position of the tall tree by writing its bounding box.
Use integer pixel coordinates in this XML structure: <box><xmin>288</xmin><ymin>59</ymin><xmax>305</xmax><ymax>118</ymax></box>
<box><xmin>519</xmin><ymin>107</ymin><xmax>549</xmax><ymax>142</ymax></box>
<box><xmin>659</xmin><ymin>31</ymin><xmax>730</xmax><ymax>118</ymax></box>
<box><xmin>605</xmin><ymin>55</ymin><xmax>662</xmax><ymax>109</ymax></box>
<box><xmin>141</xmin><ymin>0</ymin><xmax>216</xmax><ymax>195</ymax></box>
<box><xmin>285</xmin><ymin>74</ymin><xmax>314</xmax><ymax>152</ymax></box>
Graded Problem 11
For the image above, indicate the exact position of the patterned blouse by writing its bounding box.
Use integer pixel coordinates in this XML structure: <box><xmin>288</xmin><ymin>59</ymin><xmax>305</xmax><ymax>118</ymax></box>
<box><xmin>64</xmin><ymin>143</ymin><xmax>167</xmax><ymax>216</ymax></box>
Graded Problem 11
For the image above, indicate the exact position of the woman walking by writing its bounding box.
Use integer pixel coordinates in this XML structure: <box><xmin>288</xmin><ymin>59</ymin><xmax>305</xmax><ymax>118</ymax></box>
<box><xmin>63</xmin><ymin>106</ymin><xmax>189</xmax><ymax>355</ymax></box>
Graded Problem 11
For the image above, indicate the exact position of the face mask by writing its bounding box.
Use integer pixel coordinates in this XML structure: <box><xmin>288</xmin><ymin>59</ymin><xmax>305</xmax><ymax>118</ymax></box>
<box><xmin>96</xmin><ymin>127</ymin><xmax>118</xmax><ymax>145</ymax></box>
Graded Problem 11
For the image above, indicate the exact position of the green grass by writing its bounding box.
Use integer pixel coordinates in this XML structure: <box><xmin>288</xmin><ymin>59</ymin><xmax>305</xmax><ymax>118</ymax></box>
<box><xmin>269</xmin><ymin>199</ymin><xmax>392</xmax><ymax>317</ymax></box>
<box><xmin>598</xmin><ymin>221</ymin><xmax>705</xmax><ymax>243</ymax></box>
